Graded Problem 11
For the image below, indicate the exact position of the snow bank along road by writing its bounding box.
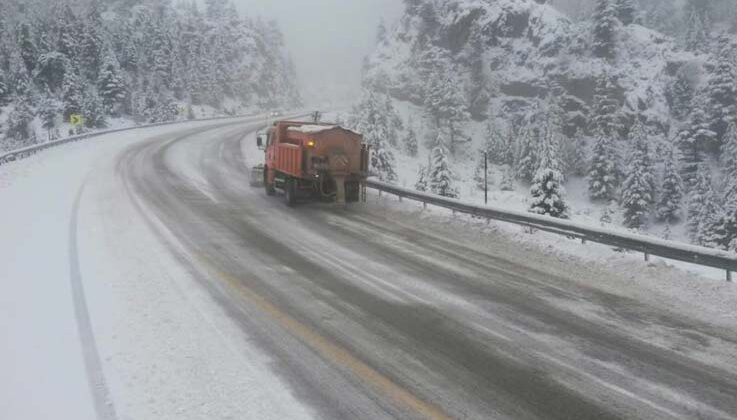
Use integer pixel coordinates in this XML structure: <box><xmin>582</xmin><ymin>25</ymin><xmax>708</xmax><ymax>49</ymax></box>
<box><xmin>3</xmin><ymin>119</ymin><xmax>737</xmax><ymax>420</ymax></box>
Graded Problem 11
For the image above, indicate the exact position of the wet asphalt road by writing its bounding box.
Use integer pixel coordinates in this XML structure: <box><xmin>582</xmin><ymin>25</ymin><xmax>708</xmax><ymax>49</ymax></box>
<box><xmin>116</xmin><ymin>121</ymin><xmax>737</xmax><ymax>420</ymax></box>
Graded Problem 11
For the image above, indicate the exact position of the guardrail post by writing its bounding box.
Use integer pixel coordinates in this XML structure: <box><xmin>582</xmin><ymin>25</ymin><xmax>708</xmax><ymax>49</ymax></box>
<box><xmin>728</xmin><ymin>271</ymin><xmax>733</xmax><ymax>283</ymax></box>
<box><xmin>423</xmin><ymin>202</ymin><xmax>427</xmax><ymax>209</ymax></box>
<box><xmin>399</xmin><ymin>196</ymin><xmax>402</xmax><ymax>203</ymax></box>
<box><xmin>644</xmin><ymin>252</ymin><xmax>650</xmax><ymax>262</ymax></box>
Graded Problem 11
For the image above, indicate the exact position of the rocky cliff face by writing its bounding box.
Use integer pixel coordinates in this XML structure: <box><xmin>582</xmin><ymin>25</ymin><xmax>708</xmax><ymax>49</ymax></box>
<box><xmin>363</xmin><ymin>0</ymin><xmax>700</xmax><ymax>137</ymax></box>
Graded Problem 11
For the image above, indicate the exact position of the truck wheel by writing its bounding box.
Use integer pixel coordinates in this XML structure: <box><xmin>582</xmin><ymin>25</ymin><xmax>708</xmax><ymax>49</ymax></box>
<box><xmin>285</xmin><ymin>179</ymin><xmax>297</xmax><ymax>207</ymax></box>
<box><xmin>264</xmin><ymin>168</ymin><xmax>276</xmax><ymax>196</ymax></box>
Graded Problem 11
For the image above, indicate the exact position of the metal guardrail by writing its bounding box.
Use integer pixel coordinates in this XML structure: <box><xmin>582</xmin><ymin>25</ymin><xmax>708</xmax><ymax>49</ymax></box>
<box><xmin>367</xmin><ymin>179</ymin><xmax>737</xmax><ymax>282</ymax></box>
<box><xmin>0</xmin><ymin>113</ymin><xmax>265</xmax><ymax>167</ymax></box>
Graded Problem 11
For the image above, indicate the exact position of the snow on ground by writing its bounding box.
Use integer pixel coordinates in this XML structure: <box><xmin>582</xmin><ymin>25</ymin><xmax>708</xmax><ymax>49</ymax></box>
<box><xmin>366</xmin><ymin>190</ymin><xmax>737</xmax><ymax>332</ymax></box>
<box><xmin>0</xmin><ymin>119</ymin><xmax>314</xmax><ymax>420</ymax></box>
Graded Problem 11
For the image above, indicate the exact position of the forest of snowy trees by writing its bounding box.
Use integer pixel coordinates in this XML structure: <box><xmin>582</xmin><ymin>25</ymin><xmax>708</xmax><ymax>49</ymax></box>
<box><xmin>0</xmin><ymin>0</ymin><xmax>301</xmax><ymax>151</ymax></box>
<box><xmin>355</xmin><ymin>0</ymin><xmax>737</xmax><ymax>251</ymax></box>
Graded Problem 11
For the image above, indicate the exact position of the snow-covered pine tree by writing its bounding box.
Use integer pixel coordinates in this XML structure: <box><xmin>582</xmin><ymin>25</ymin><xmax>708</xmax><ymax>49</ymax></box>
<box><xmin>588</xmin><ymin>128</ymin><xmax>620</xmax><ymax>201</ymax></box>
<box><xmin>383</xmin><ymin>94</ymin><xmax>403</xmax><ymax>147</ymax></box>
<box><xmin>8</xmin><ymin>49</ymin><xmax>31</xmax><ymax>96</ymax></box>
<box><xmin>81</xmin><ymin>88</ymin><xmax>107</xmax><ymax>129</ymax></box>
<box><xmin>422</xmin><ymin>47</ymin><xmax>470</xmax><ymax>154</ymax></box>
<box><xmin>621</xmin><ymin>120</ymin><xmax>655</xmax><ymax>229</ymax></box>
<box><xmin>706</xmin><ymin>36</ymin><xmax>737</xmax><ymax>143</ymax></box>
<box><xmin>61</xmin><ymin>69</ymin><xmax>84</xmax><ymax>121</ymax></box>
<box><xmin>6</xmin><ymin>95</ymin><xmax>36</xmax><ymax>144</ymax></box>
<box><xmin>592</xmin><ymin>0</ymin><xmax>618</xmax><ymax>60</ymax></box>
<box><xmin>485</xmin><ymin>117</ymin><xmax>508</xmax><ymax>166</ymax></box>
<box><xmin>415</xmin><ymin>164</ymin><xmax>429</xmax><ymax>192</ymax></box>
<box><xmin>615</xmin><ymin>0</ymin><xmax>637</xmax><ymax>25</ymax></box>
<box><xmin>561</xmin><ymin>128</ymin><xmax>587</xmax><ymax>177</ymax></box>
<box><xmin>0</xmin><ymin>70</ymin><xmax>7</xmax><ymax>104</ymax></box>
<box><xmin>79</xmin><ymin>6</ymin><xmax>103</xmax><ymax>81</ymax></box>
<box><xmin>474</xmin><ymin>153</ymin><xmax>487</xmax><ymax>192</ymax></box>
<box><xmin>656</xmin><ymin>145</ymin><xmax>684</xmax><ymax>223</ymax></box>
<box><xmin>515</xmin><ymin>124</ymin><xmax>538</xmax><ymax>183</ymax></box>
<box><xmin>403</xmin><ymin>123</ymin><xmax>419</xmax><ymax>157</ymax></box>
<box><xmin>683</xmin><ymin>0</ymin><xmax>711</xmax><ymax>52</ymax></box>
<box><xmin>428</xmin><ymin>140</ymin><xmax>458</xmax><ymax>198</ymax></box>
<box><xmin>686</xmin><ymin>164</ymin><xmax>720</xmax><ymax>245</ymax></box>
<box><xmin>371</xmin><ymin>136</ymin><xmax>398</xmax><ymax>183</ymax></box>
<box><xmin>38</xmin><ymin>97</ymin><xmax>58</xmax><ymax>140</ymax></box>
<box><xmin>529</xmin><ymin>119</ymin><xmax>569</xmax><ymax>218</ymax></box>
<box><xmin>721</xmin><ymin>122</ymin><xmax>737</xmax><ymax>189</ymax></box>
<box><xmin>676</xmin><ymin>96</ymin><xmax>717</xmax><ymax>187</ymax></box>
<box><xmin>499</xmin><ymin>165</ymin><xmax>514</xmax><ymax>191</ymax></box>
<box><xmin>97</xmin><ymin>48</ymin><xmax>126</xmax><ymax>114</ymax></box>
<box><xmin>668</xmin><ymin>69</ymin><xmax>695</xmax><ymax>121</ymax></box>
<box><xmin>591</xmin><ymin>73</ymin><xmax>622</xmax><ymax>137</ymax></box>
<box><xmin>15</xmin><ymin>22</ymin><xmax>37</xmax><ymax>74</ymax></box>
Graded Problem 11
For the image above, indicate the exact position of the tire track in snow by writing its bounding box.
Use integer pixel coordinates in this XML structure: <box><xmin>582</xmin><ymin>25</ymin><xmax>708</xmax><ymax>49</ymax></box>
<box><xmin>70</xmin><ymin>181</ymin><xmax>118</xmax><ymax>420</ymax></box>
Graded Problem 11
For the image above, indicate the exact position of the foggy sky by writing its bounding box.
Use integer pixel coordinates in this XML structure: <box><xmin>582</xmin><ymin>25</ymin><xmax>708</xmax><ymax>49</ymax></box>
<box><xmin>231</xmin><ymin>0</ymin><xmax>404</xmax><ymax>106</ymax></box>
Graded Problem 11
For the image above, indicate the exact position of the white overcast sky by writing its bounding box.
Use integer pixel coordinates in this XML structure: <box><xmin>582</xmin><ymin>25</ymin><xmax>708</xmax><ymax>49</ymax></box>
<box><xmin>231</xmin><ymin>0</ymin><xmax>404</xmax><ymax>105</ymax></box>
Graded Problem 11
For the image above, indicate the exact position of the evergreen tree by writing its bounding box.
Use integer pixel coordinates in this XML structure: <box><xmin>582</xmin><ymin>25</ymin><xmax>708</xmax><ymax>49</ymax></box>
<box><xmin>591</xmin><ymin>73</ymin><xmax>622</xmax><ymax>137</ymax></box>
<box><xmin>473</xmin><ymin>152</ymin><xmax>490</xmax><ymax>192</ymax></box>
<box><xmin>515</xmin><ymin>124</ymin><xmax>538</xmax><ymax>183</ymax></box>
<box><xmin>656</xmin><ymin>145</ymin><xmax>684</xmax><ymax>223</ymax></box>
<box><xmin>403</xmin><ymin>123</ymin><xmax>418</xmax><ymax>156</ymax></box>
<box><xmin>38</xmin><ymin>97</ymin><xmax>58</xmax><ymax>140</ymax></box>
<box><xmin>428</xmin><ymin>140</ymin><xmax>458</xmax><ymax>198</ymax></box>
<box><xmin>615</xmin><ymin>0</ymin><xmax>637</xmax><ymax>25</ymax></box>
<box><xmin>422</xmin><ymin>47</ymin><xmax>470</xmax><ymax>154</ymax></box>
<box><xmin>415</xmin><ymin>164</ymin><xmax>428</xmax><ymax>192</ymax></box>
<box><xmin>561</xmin><ymin>129</ymin><xmax>587</xmax><ymax>177</ymax></box>
<box><xmin>529</xmin><ymin>120</ymin><xmax>569</xmax><ymax>218</ymax></box>
<box><xmin>683</xmin><ymin>0</ymin><xmax>711</xmax><ymax>52</ymax></box>
<box><xmin>721</xmin><ymin>122</ymin><xmax>737</xmax><ymax>189</ymax></box>
<box><xmin>687</xmin><ymin>164</ymin><xmax>720</xmax><ymax>245</ymax></box>
<box><xmin>668</xmin><ymin>69</ymin><xmax>694</xmax><ymax>121</ymax></box>
<box><xmin>621</xmin><ymin>121</ymin><xmax>655</xmax><ymax>229</ymax></box>
<box><xmin>61</xmin><ymin>69</ymin><xmax>84</xmax><ymax>120</ymax></box>
<box><xmin>499</xmin><ymin>165</ymin><xmax>514</xmax><ymax>191</ymax></box>
<box><xmin>592</xmin><ymin>0</ymin><xmax>618</xmax><ymax>60</ymax></box>
<box><xmin>6</xmin><ymin>95</ymin><xmax>35</xmax><ymax>143</ymax></box>
<box><xmin>97</xmin><ymin>49</ymin><xmax>126</xmax><ymax>114</ymax></box>
<box><xmin>371</xmin><ymin>137</ymin><xmax>398</xmax><ymax>182</ymax></box>
<box><xmin>676</xmin><ymin>96</ymin><xmax>717</xmax><ymax>187</ymax></box>
<box><xmin>0</xmin><ymin>70</ymin><xmax>7</xmax><ymax>104</ymax></box>
<box><xmin>8</xmin><ymin>49</ymin><xmax>31</xmax><ymax>96</ymax></box>
<box><xmin>15</xmin><ymin>22</ymin><xmax>37</xmax><ymax>73</ymax></box>
<box><xmin>588</xmin><ymin>129</ymin><xmax>620</xmax><ymax>201</ymax></box>
<box><xmin>82</xmin><ymin>88</ymin><xmax>107</xmax><ymax>129</ymax></box>
<box><xmin>484</xmin><ymin>118</ymin><xmax>509</xmax><ymax>166</ymax></box>
<box><xmin>706</xmin><ymin>36</ymin><xmax>737</xmax><ymax>142</ymax></box>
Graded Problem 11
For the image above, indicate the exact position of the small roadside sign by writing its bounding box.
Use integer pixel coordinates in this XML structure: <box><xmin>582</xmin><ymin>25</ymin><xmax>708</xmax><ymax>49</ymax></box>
<box><xmin>70</xmin><ymin>114</ymin><xmax>85</xmax><ymax>127</ymax></box>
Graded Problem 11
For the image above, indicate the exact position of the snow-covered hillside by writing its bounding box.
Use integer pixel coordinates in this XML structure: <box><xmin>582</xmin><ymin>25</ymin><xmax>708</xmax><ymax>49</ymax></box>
<box><xmin>0</xmin><ymin>0</ymin><xmax>301</xmax><ymax>151</ymax></box>
<box><xmin>353</xmin><ymin>0</ymin><xmax>737</xmax><ymax>251</ymax></box>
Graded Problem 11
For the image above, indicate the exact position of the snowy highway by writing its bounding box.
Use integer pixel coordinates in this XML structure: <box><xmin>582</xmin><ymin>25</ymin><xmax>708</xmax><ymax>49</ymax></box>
<box><xmin>3</xmin><ymin>119</ymin><xmax>737</xmax><ymax>420</ymax></box>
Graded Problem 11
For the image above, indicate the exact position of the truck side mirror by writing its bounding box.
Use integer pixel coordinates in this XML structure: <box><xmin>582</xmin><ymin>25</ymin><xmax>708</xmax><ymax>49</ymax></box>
<box><xmin>257</xmin><ymin>134</ymin><xmax>265</xmax><ymax>150</ymax></box>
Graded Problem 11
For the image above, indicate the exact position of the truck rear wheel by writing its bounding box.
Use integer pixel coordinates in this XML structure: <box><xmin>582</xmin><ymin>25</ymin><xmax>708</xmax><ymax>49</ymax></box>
<box><xmin>285</xmin><ymin>178</ymin><xmax>297</xmax><ymax>207</ymax></box>
<box><xmin>264</xmin><ymin>168</ymin><xmax>276</xmax><ymax>196</ymax></box>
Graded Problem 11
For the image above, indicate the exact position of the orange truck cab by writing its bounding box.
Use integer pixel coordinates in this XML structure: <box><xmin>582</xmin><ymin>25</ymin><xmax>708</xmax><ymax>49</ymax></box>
<box><xmin>257</xmin><ymin>121</ymin><xmax>369</xmax><ymax>206</ymax></box>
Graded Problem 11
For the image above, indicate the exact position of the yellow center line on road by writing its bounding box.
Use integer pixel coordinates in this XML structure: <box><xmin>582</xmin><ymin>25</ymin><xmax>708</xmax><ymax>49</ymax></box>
<box><xmin>197</xmin><ymin>255</ymin><xmax>451</xmax><ymax>420</ymax></box>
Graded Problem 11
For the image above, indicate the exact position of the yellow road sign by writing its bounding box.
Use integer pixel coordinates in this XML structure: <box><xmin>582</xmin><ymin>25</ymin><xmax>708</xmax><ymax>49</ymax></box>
<box><xmin>70</xmin><ymin>114</ymin><xmax>85</xmax><ymax>127</ymax></box>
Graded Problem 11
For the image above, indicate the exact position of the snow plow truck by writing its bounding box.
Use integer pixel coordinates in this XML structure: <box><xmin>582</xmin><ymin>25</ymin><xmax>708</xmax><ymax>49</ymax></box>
<box><xmin>257</xmin><ymin>121</ymin><xmax>369</xmax><ymax>206</ymax></box>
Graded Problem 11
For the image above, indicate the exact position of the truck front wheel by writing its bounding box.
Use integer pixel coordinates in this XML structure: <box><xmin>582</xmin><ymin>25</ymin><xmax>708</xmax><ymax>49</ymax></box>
<box><xmin>285</xmin><ymin>178</ymin><xmax>297</xmax><ymax>207</ymax></box>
